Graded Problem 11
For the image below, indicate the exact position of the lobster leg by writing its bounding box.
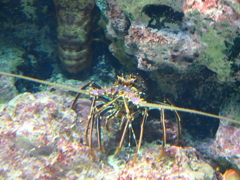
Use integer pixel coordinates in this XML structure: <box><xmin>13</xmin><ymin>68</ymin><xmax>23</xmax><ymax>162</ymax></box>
<box><xmin>89</xmin><ymin>96</ymin><xmax>121</xmax><ymax>153</ymax></box>
<box><xmin>71</xmin><ymin>81</ymin><xmax>101</xmax><ymax>110</ymax></box>
<box><xmin>165</xmin><ymin>99</ymin><xmax>182</xmax><ymax>144</ymax></box>
<box><xmin>158</xmin><ymin>108</ymin><xmax>166</xmax><ymax>160</ymax></box>
<box><xmin>133</xmin><ymin>108</ymin><xmax>148</xmax><ymax>162</ymax></box>
<box><xmin>174</xmin><ymin>110</ymin><xmax>181</xmax><ymax>144</ymax></box>
<box><xmin>96</xmin><ymin>115</ymin><xmax>105</xmax><ymax>152</ymax></box>
<box><xmin>115</xmin><ymin>98</ymin><xmax>133</xmax><ymax>154</ymax></box>
<box><xmin>85</xmin><ymin>96</ymin><xmax>96</xmax><ymax>157</ymax></box>
<box><xmin>105</xmin><ymin>107</ymin><xmax>120</xmax><ymax>132</ymax></box>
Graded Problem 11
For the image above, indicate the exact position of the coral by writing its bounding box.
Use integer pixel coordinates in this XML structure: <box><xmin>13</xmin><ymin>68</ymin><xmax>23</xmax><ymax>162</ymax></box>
<box><xmin>196</xmin><ymin>123</ymin><xmax>240</xmax><ymax>171</ymax></box>
<box><xmin>209</xmin><ymin>95</ymin><xmax>240</xmax><ymax>169</ymax></box>
<box><xmin>98</xmin><ymin>0</ymin><xmax>240</xmax><ymax>83</ymax></box>
<box><xmin>0</xmin><ymin>42</ymin><xmax>24</xmax><ymax>73</ymax></box>
<box><xmin>54</xmin><ymin>0</ymin><xmax>96</xmax><ymax>73</ymax></box>
<box><xmin>104</xmin><ymin>0</ymin><xmax>184</xmax><ymax>24</ymax></box>
<box><xmin>211</xmin><ymin>124</ymin><xmax>240</xmax><ymax>168</ymax></box>
<box><xmin>182</xmin><ymin>0</ymin><xmax>240</xmax><ymax>81</ymax></box>
<box><xmin>100</xmin><ymin>1</ymin><xmax>193</xmax><ymax>69</ymax></box>
<box><xmin>21</xmin><ymin>0</ymin><xmax>37</xmax><ymax>20</ymax></box>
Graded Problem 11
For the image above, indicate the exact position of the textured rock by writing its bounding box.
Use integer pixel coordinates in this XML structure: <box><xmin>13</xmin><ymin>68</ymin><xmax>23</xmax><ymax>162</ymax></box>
<box><xmin>0</xmin><ymin>75</ymin><xmax>18</xmax><ymax>104</ymax></box>
<box><xmin>0</xmin><ymin>91</ymin><xmax>219</xmax><ymax>179</ymax></box>
<box><xmin>211</xmin><ymin>124</ymin><xmax>240</xmax><ymax>169</ymax></box>
<box><xmin>183</xmin><ymin>0</ymin><xmax>240</xmax><ymax>26</ymax></box>
<box><xmin>106</xmin><ymin>145</ymin><xmax>216</xmax><ymax>180</ymax></box>
<box><xmin>125</xmin><ymin>23</ymin><xmax>202</xmax><ymax>71</ymax></box>
<box><xmin>0</xmin><ymin>91</ymin><xmax>104</xmax><ymax>179</ymax></box>
<box><xmin>193</xmin><ymin>95</ymin><xmax>240</xmax><ymax>172</ymax></box>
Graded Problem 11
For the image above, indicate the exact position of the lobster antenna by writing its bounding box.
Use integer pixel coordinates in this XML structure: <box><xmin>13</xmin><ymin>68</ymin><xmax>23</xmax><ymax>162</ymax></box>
<box><xmin>139</xmin><ymin>101</ymin><xmax>240</xmax><ymax>124</ymax></box>
<box><xmin>1</xmin><ymin>71</ymin><xmax>239</xmax><ymax>125</ymax></box>
<box><xmin>0</xmin><ymin>71</ymin><xmax>86</xmax><ymax>94</ymax></box>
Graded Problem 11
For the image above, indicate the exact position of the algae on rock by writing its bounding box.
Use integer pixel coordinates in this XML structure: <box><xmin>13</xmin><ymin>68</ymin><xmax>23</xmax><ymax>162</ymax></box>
<box><xmin>200</xmin><ymin>26</ymin><xmax>232</xmax><ymax>82</ymax></box>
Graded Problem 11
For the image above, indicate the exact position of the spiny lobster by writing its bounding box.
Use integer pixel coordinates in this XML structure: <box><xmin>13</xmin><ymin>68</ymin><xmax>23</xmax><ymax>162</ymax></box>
<box><xmin>0</xmin><ymin>71</ymin><xmax>239</xmax><ymax>162</ymax></box>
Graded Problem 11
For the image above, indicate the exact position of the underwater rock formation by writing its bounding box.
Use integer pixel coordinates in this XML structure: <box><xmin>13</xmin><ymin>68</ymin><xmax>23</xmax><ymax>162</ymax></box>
<box><xmin>183</xmin><ymin>0</ymin><xmax>240</xmax><ymax>26</ymax></box>
<box><xmin>54</xmin><ymin>0</ymin><xmax>95</xmax><ymax>73</ymax></box>
<box><xmin>195</xmin><ymin>122</ymin><xmax>240</xmax><ymax>174</ymax></box>
<box><xmin>98</xmin><ymin>0</ymin><xmax>240</xmax><ymax>81</ymax></box>
<box><xmin>111</xmin><ymin>146</ymin><xmax>216</xmax><ymax>179</ymax></box>
<box><xmin>97</xmin><ymin>0</ymin><xmax>133</xmax><ymax>67</ymax></box>
<box><xmin>0</xmin><ymin>90</ymin><xmax>224</xmax><ymax>179</ymax></box>
<box><xmin>0</xmin><ymin>0</ymin><xmax>55</xmax><ymax>79</ymax></box>
<box><xmin>0</xmin><ymin>75</ymin><xmax>18</xmax><ymax>104</ymax></box>
<box><xmin>210</xmin><ymin>124</ymin><xmax>240</xmax><ymax>169</ymax></box>
<box><xmin>205</xmin><ymin>96</ymin><xmax>240</xmax><ymax>170</ymax></box>
<box><xmin>125</xmin><ymin>22</ymin><xmax>202</xmax><ymax>71</ymax></box>
<box><xmin>0</xmin><ymin>91</ymin><xmax>116</xmax><ymax>179</ymax></box>
<box><xmin>193</xmin><ymin>96</ymin><xmax>240</xmax><ymax>173</ymax></box>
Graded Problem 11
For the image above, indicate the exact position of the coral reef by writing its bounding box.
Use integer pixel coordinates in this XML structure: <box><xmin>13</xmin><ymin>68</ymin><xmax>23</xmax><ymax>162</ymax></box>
<box><xmin>1</xmin><ymin>0</ymin><xmax>240</xmax><ymax>178</ymax></box>
<box><xmin>100</xmin><ymin>1</ymin><xmax>192</xmax><ymax>69</ymax></box>
<box><xmin>0</xmin><ymin>42</ymin><xmax>24</xmax><ymax>73</ymax></box>
<box><xmin>54</xmin><ymin>0</ymin><xmax>96</xmax><ymax>73</ymax></box>
<box><xmin>183</xmin><ymin>0</ymin><xmax>240</xmax><ymax>81</ymax></box>
<box><xmin>194</xmin><ymin>122</ymin><xmax>240</xmax><ymax>174</ymax></box>
<box><xmin>97</xmin><ymin>0</ymin><xmax>134</xmax><ymax>68</ymax></box>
